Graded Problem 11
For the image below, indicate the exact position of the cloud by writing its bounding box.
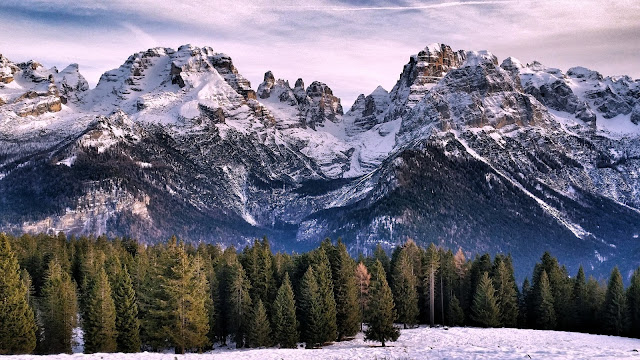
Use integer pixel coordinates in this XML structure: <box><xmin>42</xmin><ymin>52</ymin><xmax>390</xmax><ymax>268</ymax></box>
<box><xmin>1</xmin><ymin>0</ymin><xmax>638</xmax><ymax>106</ymax></box>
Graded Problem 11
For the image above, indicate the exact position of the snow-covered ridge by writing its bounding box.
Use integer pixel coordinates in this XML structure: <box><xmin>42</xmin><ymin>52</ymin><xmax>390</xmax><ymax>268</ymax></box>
<box><xmin>1</xmin><ymin>43</ymin><xmax>640</xmax><ymax>279</ymax></box>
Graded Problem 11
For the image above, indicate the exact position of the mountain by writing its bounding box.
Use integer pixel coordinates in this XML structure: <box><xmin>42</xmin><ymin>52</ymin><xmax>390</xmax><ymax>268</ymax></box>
<box><xmin>1</xmin><ymin>43</ymin><xmax>639</xmax><ymax>280</ymax></box>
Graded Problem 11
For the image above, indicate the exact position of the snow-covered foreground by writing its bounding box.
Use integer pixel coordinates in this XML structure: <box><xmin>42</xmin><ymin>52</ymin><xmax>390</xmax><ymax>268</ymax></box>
<box><xmin>7</xmin><ymin>326</ymin><xmax>640</xmax><ymax>360</ymax></box>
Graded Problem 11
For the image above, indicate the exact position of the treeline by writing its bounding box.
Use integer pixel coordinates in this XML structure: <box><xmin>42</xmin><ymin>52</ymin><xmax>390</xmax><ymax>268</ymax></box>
<box><xmin>1</xmin><ymin>233</ymin><xmax>639</xmax><ymax>355</ymax></box>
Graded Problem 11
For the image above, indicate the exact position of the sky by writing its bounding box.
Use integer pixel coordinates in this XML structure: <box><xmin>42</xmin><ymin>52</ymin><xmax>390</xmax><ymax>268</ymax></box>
<box><xmin>1</xmin><ymin>0</ymin><xmax>639</xmax><ymax>107</ymax></box>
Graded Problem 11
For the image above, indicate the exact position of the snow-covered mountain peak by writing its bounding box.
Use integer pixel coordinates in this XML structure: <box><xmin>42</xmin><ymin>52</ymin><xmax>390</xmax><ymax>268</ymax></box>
<box><xmin>461</xmin><ymin>50</ymin><xmax>498</xmax><ymax>68</ymax></box>
<box><xmin>385</xmin><ymin>43</ymin><xmax>466</xmax><ymax>123</ymax></box>
<box><xmin>567</xmin><ymin>66</ymin><xmax>604</xmax><ymax>81</ymax></box>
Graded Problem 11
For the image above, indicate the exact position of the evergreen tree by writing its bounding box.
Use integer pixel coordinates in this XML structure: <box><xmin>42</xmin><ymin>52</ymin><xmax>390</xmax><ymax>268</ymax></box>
<box><xmin>535</xmin><ymin>270</ymin><xmax>556</xmax><ymax>330</ymax></box>
<box><xmin>0</xmin><ymin>234</ymin><xmax>37</xmax><ymax>354</ymax></box>
<box><xmin>626</xmin><ymin>267</ymin><xmax>640</xmax><ymax>338</ymax></box>
<box><xmin>584</xmin><ymin>276</ymin><xmax>606</xmax><ymax>333</ymax></box>
<box><xmin>83</xmin><ymin>268</ymin><xmax>117</xmax><ymax>353</ymax></box>
<box><xmin>333</xmin><ymin>241</ymin><xmax>360</xmax><ymax>340</ymax></box>
<box><xmin>464</xmin><ymin>254</ymin><xmax>492</xmax><ymax>316</ymax></box>
<box><xmin>492</xmin><ymin>257</ymin><xmax>518</xmax><ymax>327</ymax></box>
<box><xmin>246</xmin><ymin>299</ymin><xmax>272</xmax><ymax>348</ymax></box>
<box><xmin>113</xmin><ymin>265</ymin><xmax>140</xmax><ymax>353</ymax></box>
<box><xmin>531</xmin><ymin>252</ymin><xmax>571</xmax><ymax>330</ymax></box>
<box><xmin>571</xmin><ymin>266</ymin><xmax>587</xmax><ymax>331</ymax></box>
<box><xmin>299</xmin><ymin>266</ymin><xmax>324</xmax><ymax>348</ymax></box>
<box><xmin>518</xmin><ymin>278</ymin><xmax>531</xmax><ymax>328</ymax></box>
<box><xmin>225</xmin><ymin>261</ymin><xmax>252</xmax><ymax>348</ymax></box>
<box><xmin>372</xmin><ymin>244</ymin><xmax>391</xmax><ymax>280</ymax></box>
<box><xmin>603</xmin><ymin>267</ymin><xmax>628</xmax><ymax>336</ymax></box>
<box><xmin>272</xmin><ymin>273</ymin><xmax>299</xmax><ymax>348</ymax></box>
<box><xmin>471</xmin><ymin>272</ymin><xmax>500</xmax><ymax>327</ymax></box>
<box><xmin>312</xmin><ymin>248</ymin><xmax>337</xmax><ymax>343</ymax></box>
<box><xmin>423</xmin><ymin>243</ymin><xmax>440</xmax><ymax>327</ymax></box>
<box><xmin>448</xmin><ymin>295</ymin><xmax>465</xmax><ymax>326</ymax></box>
<box><xmin>392</xmin><ymin>250</ymin><xmax>419</xmax><ymax>328</ymax></box>
<box><xmin>355</xmin><ymin>262</ymin><xmax>371</xmax><ymax>332</ymax></box>
<box><xmin>364</xmin><ymin>260</ymin><xmax>399</xmax><ymax>347</ymax></box>
<box><xmin>40</xmin><ymin>259</ymin><xmax>78</xmax><ymax>354</ymax></box>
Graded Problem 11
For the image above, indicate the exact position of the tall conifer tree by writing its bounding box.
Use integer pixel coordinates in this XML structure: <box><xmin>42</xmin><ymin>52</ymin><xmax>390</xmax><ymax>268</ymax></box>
<box><xmin>535</xmin><ymin>270</ymin><xmax>556</xmax><ymax>330</ymax></box>
<box><xmin>312</xmin><ymin>248</ymin><xmax>337</xmax><ymax>343</ymax></box>
<box><xmin>603</xmin><ymin>267</ymin><xmax>628</xmax><ymax>336</ymax></box>
<box><xmin>246</xmin><ymin>299</ymin><xmax>271</xmax><ymax>348</ymax></box>
<box><xmin>113</xmin><ymin>265</ymin><xmax>141</xmax><ymax>353</ymax></box>
<box><xmin>272</xmin><ymin>273</ymin><xmax>299</xmax><ymax>348</ymax></box>
<box><xmin>471</xmin><ymin>272</ymin><xmax>500</xmax><ymax>327</ymax></box>
<box><xmin>0</xmin><ymin>234</ymin><xmax>37</xmax><ymax>355</ymax></box>
<box><xmin>392</xmin><ymin>250</ymin><xmax>419</xmax><ymax>328</ymax></box>
<box><xmin>364</xmin><ymin>260</ymin><xmax>399</xmax><ymax>347</ymax></box>
<box><xmin>355</xmin><ymin>262</ymin><xmax>371</xmax><ymax>332</ymax></box>
<box><xmin>423</xmin><ymin>244</ymin><xmax>440</xmax><ymax>327</ymax></box>
<box><xmin>83</xmin><ymin>268</ymin><xmax>117</xmax><ymax>353</ymax></box>
<box><xmin>627</xmin><ymin>267</ymin><xmax>640</xmax><ymax>338</ymax></box>
<box><xmin>299</xmin><ymin>266</ymin><xmax>324</xmax><ymax>348</ymax></box>
<box><xmin>40</xmin><ymin>259</ymin><xmax>78</xmax><ymax>354</ymax></box>
<box><xmin>492</xmin><ymin>257</ymin><xmax>518</xmax><ymax>327</ymax></box>
<box><xmin>333</xmin><ymin>241</ymin><xmax>360</xmax><ymax>340</ymax></box>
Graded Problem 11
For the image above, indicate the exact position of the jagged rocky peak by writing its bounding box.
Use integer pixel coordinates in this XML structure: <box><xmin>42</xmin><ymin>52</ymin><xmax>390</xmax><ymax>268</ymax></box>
<box><xmin>0</xmin><ymin>56</ymin><xmax>66</xmax><ymax>117</ymax></box>
<box><xmin>257</xmin><ymin>70</ymin><xmax>276</xmax><ymax>98</ymax></box>
<box><xmin>93</xmin><ymin>44</ymin><xmax>256</xmax><ymax>112</ymax></box>
<box><xmin>0</xmin><ymin>54</ymin><xmax>20</xmax><ymax>84</ymax></box>
<box><xmin>567</xmin><ymin>66</ymin><xmax>603</xmax><ymax>81</ymax></box>
<box><xmin>347</xmin><ymin>86</ymin><xmax>391</xmax><ymax>133</ymax></box>
<box><xmin>301</xmin><ymin>80</ymin><xmax>344</xmax><ymax>129</ymax></box>
<box><xmin>386</xmin><ymin>43</ymin><xmax>466</xmax><ymax>121</ymax></box>
<box><xmin>53</xmin><ymin>63</ymin><xmax>89</xmax><ymax>104</ymax></box>
<box><xmin>171</xmin><ymin>44</ymin><xmax>256</xmax><ymax>100</ymax></box>
<box><xmin>397</xmin><ymin>48</ymin><xmax>552</xmax><ymax>138</ymax></box>
<box><xmin>515</xmin><ymin>60</ymin><xmax>597</xmax><ymax>124</ymax></box>
<box><xmin>256</xmin><ymin>70</ymin><xmax>298</xmax><ymax>105</ymax></box>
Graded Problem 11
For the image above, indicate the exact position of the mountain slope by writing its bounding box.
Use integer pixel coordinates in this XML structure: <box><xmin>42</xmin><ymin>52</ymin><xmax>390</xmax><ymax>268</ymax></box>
<box><xmin>0</xmin><ymin>43</ymin><xmax>639</xmax><ymax>278</ymax></box>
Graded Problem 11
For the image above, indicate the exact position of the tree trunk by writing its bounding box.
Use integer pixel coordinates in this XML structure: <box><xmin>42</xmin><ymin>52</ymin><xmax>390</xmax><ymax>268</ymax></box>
<box><xmin>430</xmin><ymin>269</ymin><xmax>435</xmax><ymax>327</ymax></box>
<box><xmin>440</xmin><ymin>276</ymin><xmax>444</xmax><ymax>326</ymax></box>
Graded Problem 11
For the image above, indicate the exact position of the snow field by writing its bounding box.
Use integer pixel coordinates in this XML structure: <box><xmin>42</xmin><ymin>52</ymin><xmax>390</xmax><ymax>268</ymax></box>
<box><xmin>7</xmin><ymin>326</ymin><xmax>640</xmax><ymax>360</ymax></box>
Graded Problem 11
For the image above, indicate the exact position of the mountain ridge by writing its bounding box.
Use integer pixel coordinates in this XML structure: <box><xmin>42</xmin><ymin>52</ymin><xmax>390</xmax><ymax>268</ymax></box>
<box><xmin>1</xmin><ymin>42</ymin><xmax>639</xmax><ymax>280</ymax></box>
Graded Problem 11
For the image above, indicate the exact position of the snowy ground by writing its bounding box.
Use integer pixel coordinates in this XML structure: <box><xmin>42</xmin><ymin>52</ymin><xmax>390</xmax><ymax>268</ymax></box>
<box><xmin>7</xmin><ymin>326</ymin><xmax>640</xmax><ymax>359</ymax></box>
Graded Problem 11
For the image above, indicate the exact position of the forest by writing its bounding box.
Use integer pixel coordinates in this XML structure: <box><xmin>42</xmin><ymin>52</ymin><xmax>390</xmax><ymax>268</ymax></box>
<box><xmin>1</xmin><ymin>232</ymin><xmax>639</xmax><ymax>355</ymax></box>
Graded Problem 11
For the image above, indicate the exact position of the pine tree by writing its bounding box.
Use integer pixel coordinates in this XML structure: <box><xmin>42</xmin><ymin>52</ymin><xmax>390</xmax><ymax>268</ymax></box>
<box><xmin>113</xmin><ymin>265</ymin><xmax>140</xmax><ymax>353</ymax></box>
<box><xmin>423</xmin><ymin>243</ymin><xmax>440</xmax><ymax>327</ymax></box>
<box><xmin>355</xmin><ymin>262</ymin><xmax>371</xmax><ymax>332</ymax></box>
<box><xmin>166</xmin><ymin>250</ymin><xmax>211</xmax><ymax>353</ymax></box>
<box><xmin>83</xmin><ymin>267</ymin><xmax>117</xmax><ymax>353</ymax></box>
<box><xmin>448</xmin><ymin>295</ymin><xmax>465</xmax><ymax>326</ymax></box>
<box><xmin>535</xmin><ymin>270</ymin><xmax>556</xmax><ymax>330</ymax></box>
<box><xmin>246</xmin><ymin>299</ymin><xmax>272</xmax><ymax>348</ymax></box>
<box><xmin>272</xmin><ymin>273</ymin><xmax>299</xmax><ymax>348</ymax></box>
<box><xmin>603</xmin><ymin>267</ymin><xmax>628</xmax><ymax>336</ymax></box>
<box><xmin>40</xmin><ymin>259</ymin><xmax>78</xmax><ymax>354</ymax></box>
<box><xmin>471</xmin><ymin>272</ymin><xmax>500</xmax><ymax>327</ymax></box>
<box><xmin>0</xmin><ymin>234</ymin><xmax>37</xmax><ymax>354</ymax></box>
<box><xmin>493</xmin><ymin>257</ymin><xmax>518</xmax><ymax>327</ymax></box>
<box><xmin>392</xmin><ymin>250</ymin><xmax>419</xmax><ymax>328</ymax></box>
<box><xmin>364</xmin><ymin>260</ymin><xmax>399</xmax><ymax>347</ymax></box>
<box><xmin>312</xmin><ymin>248</ymin><xmax>337</xmax><ymax>343</ymax></box>
<box><xmin>519</xmin><ymin>278</ymin><xmax>531</xmax><ymax>328</ymax></box>
<box><xmin>584</xmin><ymin>276</ymin><xmax>606</xmax><ymax>333</ymax></box>
<box><xmin>627</xmin><ymin>267</ymin><xmax>640</xmax><ymax>338</ymax></box>
<box><xmin>225</xmin><ymin>261</ymin><xmax>252</xmax><ymax>348</ymax></box>
<box><xmin>299</xmin><ymin>266</ymin><xmax>324</xmax><ymax>348</ymax></box>
<box><xmin>571</xmin><ymin>266</ymin><xmax>587</xmax><ymax>331</ymax></box>
<box><xmin>373</xmin><ymin>244</ymin><xmax>391</xmax><ymax>277</ymax></box>
<box><xmin>333</xmin><ymin>241</ymin><xmax>360</xmax><ymax>340</ymax></box>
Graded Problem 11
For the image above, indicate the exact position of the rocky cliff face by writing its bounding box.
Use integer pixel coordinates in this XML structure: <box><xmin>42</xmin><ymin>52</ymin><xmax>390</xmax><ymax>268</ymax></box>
<box><xmin>1</xmin><ymin>43</ymin><xmax>639</xmax><ymax>280</ymax></box>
